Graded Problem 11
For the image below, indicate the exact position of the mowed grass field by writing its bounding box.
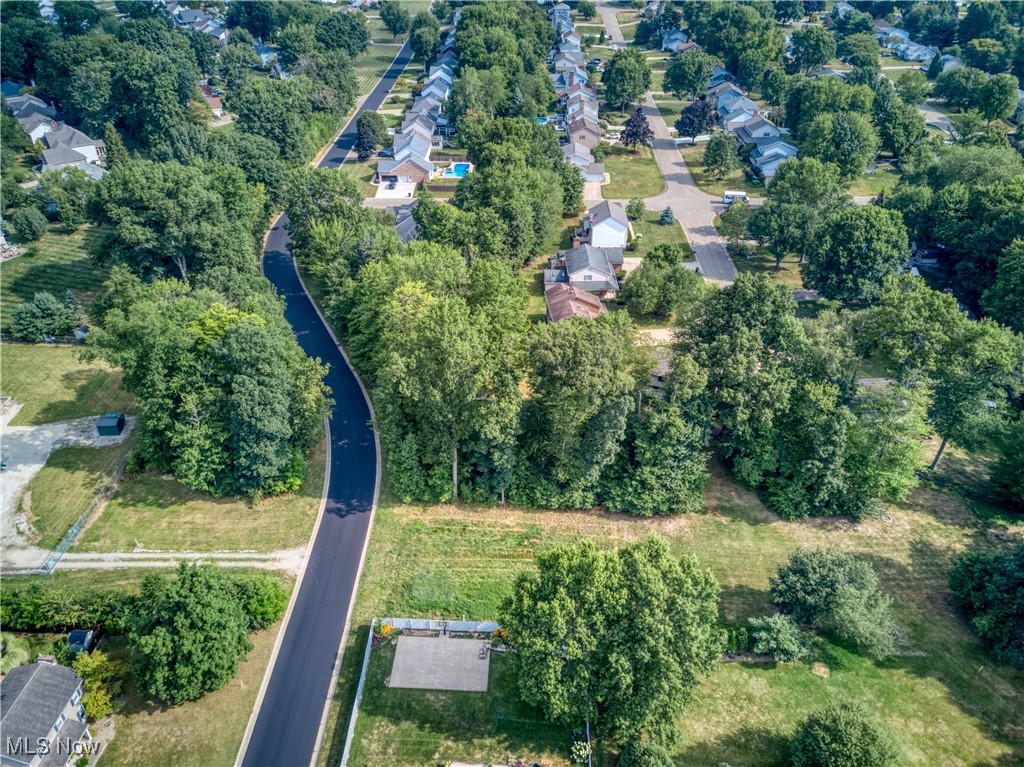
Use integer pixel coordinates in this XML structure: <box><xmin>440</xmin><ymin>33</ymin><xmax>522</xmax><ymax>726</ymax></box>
<box><xmin>1</xmin><ymin>225</ymin><xmax>109</xmax><ymax>332</ymax></box>
<box><xmin>630</xmin><ymin>207</ymin><xmax>693</xmax><ymax>260</ymax></box>
<box><xmin>0</xmin><ymin>345</ymin><xmax>135</xmax><ymax>425</ymax></box>
<box><xmin>353</xmin><ymin>44</ymin><xmax>405</xmax><ymax>94</ymax></box>
<box><xmin>601</xmin><ymin>144</ymin><xmax>666</xmax><ymax>199</ymax></box>
<box><xmin>319</xmin><ymin>460</ymin><xmax>1024</xmax><ymax>767</ymax></box>
<box><xmin>679</xmin><ymin>143</ymin><xmax>765</xmax><ymax>198</ymax></box>
<box><xmin>76</xmin><ymin>436</ymin><xmax>326</xmax><ymax>553</ymax></box>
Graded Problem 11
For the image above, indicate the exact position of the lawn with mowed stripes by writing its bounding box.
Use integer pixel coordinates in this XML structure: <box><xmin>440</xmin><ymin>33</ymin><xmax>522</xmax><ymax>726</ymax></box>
<box><xmin>352</xmin><ymin>45</ymin><xmax>405</xmax><ymax>95</ymax></box>
<box><xmin>1</xmin><ymin>225</ymin><xmax>110</xmax><ymax>333</ymax></box>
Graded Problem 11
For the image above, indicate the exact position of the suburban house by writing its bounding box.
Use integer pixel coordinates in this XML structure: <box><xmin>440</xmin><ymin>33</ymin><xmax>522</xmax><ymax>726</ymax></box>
<box><xmin>566</xmin><ymin>93</ymin><xmax>599</xmax><ymax>122</ymax></box>
<box><xmin>562</xmin><ymin>141</ymin><xmax>605</xmax><ymax>182</ymax></box>
<box><xmin>253</xmin><ymin>41</ymin><xmax>279</xmax><ymax>67</ymax></box>
<box><xmin>40</xmin><ymin>125</ymin><xmax>105</xmax><ymax>166</ymax></box>
<box><xmin>544</xmin><ymin>283</ymin><xmax>607</xmax><ymax>323</ymax></box>
<box><xmin>199</xmin><ymin>84</ymin><xmax>223</xmax><ymax>118</ymax></box>
<box><xmin>0</xmin><ymin>660</ymin><xmax>93</xmax><ymax>767</ymax></box>
<box><xmin>554</xmin><ymin>50</ymin><xmax>586</xmax><ymax>72</ymax></box>
<box><xmin>545</xmin><ymin>244</ymin><xmax>624</xmax><ymax>298</ymax></box>
<box><xmin>579</xmin><ymin>201</ymin><xmax>631</xmax><ymax>249</ymax></box>
<box><xmin>895</xmin><ymin>41</ymin><xmax>937</xmax><ymax>63</ymax></box>
<box><xmin>550</xmin><ymin>2</ymin><xmax>572</xmax><ymax>33</ymax></box>
<box><xmin>735</xmin><ymin>116</ymin><xmax>783</xmax><ymax>149</ymax></box>
<box><xmin>808</xmin><ymin>66</ymin><xmax>849</xmax><ymax>79</ymax></box>
<box><xmin>720</xmin><ymin>97</ymin><xmax>762</xmax><ymax>131</ymax></box>
<box><xmin>555</xmin><ymin>67</ymin><xmax>590</xmax><ymax>94</ymax></box>
<box><xmin>567</xmin><ymin>115</ymin><xmax>602</xmax><ymax>148</ymax></box>
<box><xmin>832</xmin><ymin>1</ymin><xmax>854</xmax><ymax>16</ymax></box>
<box><xmin>707</xmin><ymin>66</ymin><xmax>736</xmax><ymax>90</ymax></box>
<box><xmin>874</xmin><ymin>19</ymin><xmax>911</xmax><ymax>48</ymax></box>
<box><xmin>661</xmin><ymin>29</ymin><xmax>690</xmax><ymax>54</ymax></box>
<box><xmin>8</xmin><ymin>96</ymin><xmax>58</xmax><ymax>142</ymax></box>
<box><xmin>750</xmin><ymin>136</ymin><xmax>798</xmax><ymax>180</ymax></box>
<box><xmin>168</xmin><ymin>4</ymin><xmax>229</xmax><ymax>44</ymax></box>
<box><xmin>921</xmin><ymin>53</ymin><xmax>962</xmax><ymax>74</ymax></box>
<box><xmin>648</xmin><ymin>347</ymin><xmax>673</xmax><ymax>394</ymax></box>
<box><xmin>672</xmin><ymin>41</ymin><xmax>703</xmax><ymax>55</ymax></box>
<box><xmin>561</xmin><ymin>29</ymin><xmax>582</xmax><ymax>47</ymax></box>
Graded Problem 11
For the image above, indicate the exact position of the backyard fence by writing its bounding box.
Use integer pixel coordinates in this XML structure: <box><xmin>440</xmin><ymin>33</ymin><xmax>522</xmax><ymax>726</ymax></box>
<box><xmin>0</xmin><ymin>333</ymin><xmax>86</xmax><ymax>346</ymax></box>
<box><xmin>340</xmin><ymin>618</ymin><xmax>377</xmax><ymax>767</ymax></box>
<box><xmin>40</xmin><ymin>448</ymin><xmax>131</xmax><ymax>574</ymax></box>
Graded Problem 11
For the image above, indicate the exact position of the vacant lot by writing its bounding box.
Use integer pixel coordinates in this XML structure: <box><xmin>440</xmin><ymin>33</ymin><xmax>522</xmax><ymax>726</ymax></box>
<box><xmin>353</xmin><ymin>45</ymin><xmax>404</xmax><ymax>94</ymax></box>
<box><xmin>325</xmin><ymin>458</ymin><xmax>1023</xmax><ymax>767</ymax></box>
<box><xmin>601</xmin><ymin>144</ymin><xmax>666</xmax><ymax>199</ymax></box>
<box><xmin>0</xmin><ymin>345</ymin><xmax>135</xmax><ymax>426</ymax></box>
<box><xmin>76</xmin><ymin>436</ymin><xmax>325</xmax><ymax>553</ymax></box>
<box><xmin>630</xmin><ymin>208</ymin><xmax>693</xmax><ymax>260</ymax></box>
<box><xmin>1</xmin><ymin>225</ymin><xmax>109</xmax><ymax>332</ymax></box>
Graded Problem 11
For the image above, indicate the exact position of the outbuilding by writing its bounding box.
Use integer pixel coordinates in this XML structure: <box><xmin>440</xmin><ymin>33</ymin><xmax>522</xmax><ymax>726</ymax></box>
<box><xmin>96</xmin><ymin>413</ymin><xmax>126</xmax><ymax>437</ymax></box>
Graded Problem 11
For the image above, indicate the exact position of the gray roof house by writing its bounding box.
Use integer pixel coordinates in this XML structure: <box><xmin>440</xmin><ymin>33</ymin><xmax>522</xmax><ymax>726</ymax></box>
<box><xmin>750</xmin><ymin>137</ymin><xmax>798</xmax><ymax>179</ymax></box>
<box><xmin>562</xmin><ymin>141</ymin><xmax>605</xmax><ymax>182</ymax></box>
<box><xmin>735</xmin><ymin>117</ymin><xmax>783</xmax><ymax>148</ymax></box>
<box><xmin>546</xmin><ymin>244</ymin><xmax>625</xmax><ymax>296</ymax></box>
<box><xmin>0</xmin><ymin>661</ymin><xmax>92</xmax><ymax>767</ymax></box>
<box><xmin>661</xmin><ymin>29</ymin><xmax>689</xmax><ymax>53</ymax></box>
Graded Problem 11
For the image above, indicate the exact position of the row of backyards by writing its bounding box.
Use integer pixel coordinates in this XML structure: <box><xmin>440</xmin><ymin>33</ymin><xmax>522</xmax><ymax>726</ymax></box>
<box><xmin>316</xmin><ymin>461</ymin><xmax>1024</xmax><ymax>767</ymax></box>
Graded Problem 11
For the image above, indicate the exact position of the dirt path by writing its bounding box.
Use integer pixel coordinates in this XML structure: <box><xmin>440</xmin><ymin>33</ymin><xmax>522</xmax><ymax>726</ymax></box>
<box><xmin>2</xmin><ymin>547</ymin><xmax>308</xmax><ymax>575</ymax></box>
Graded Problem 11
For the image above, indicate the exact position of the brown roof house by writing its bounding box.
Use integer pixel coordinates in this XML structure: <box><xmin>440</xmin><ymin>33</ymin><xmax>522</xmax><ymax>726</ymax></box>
<box><xmin>544</xmin><ymin>283</ymin><xmax>607</xmax><ymax>322</ymax></box>
<box><xmin>0</xmin><ymin>660</ymin><xmax>96</xmax><ymax>767</ymax></box>
<box><xmin>567</xmin><ymin>115</ymin><xmax>602</xmax><ymax>148</ymax></box>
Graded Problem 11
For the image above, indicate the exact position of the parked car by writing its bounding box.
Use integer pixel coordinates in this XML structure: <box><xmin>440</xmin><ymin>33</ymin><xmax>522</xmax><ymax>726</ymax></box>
<box><xmin>606</xmin><ymin>132</ymin><xmax>621</xmax><ymax>140</ymax></box>
<box><xmin>588</xmin><ymin>58</ymin><xmax>601</xmax><ymax>66</ymax></box>
<box><xmin>378</xmin><ymin>149</ymin><xmax>394</xmax><ymax>158</ymax></box>
<box><xmin>723</xmin><ymin>190</ymin><xmax>749</xmax><ymax>204</ymax></box>
<box><xmin>67</xmin><ymin>629</ymin><xmax>95</xmax><ymax>656</ymax></box>
<box><xmin>387</xmin><ymin>179</ymin><xmax>397</xmax><ymax>190</ymax></box>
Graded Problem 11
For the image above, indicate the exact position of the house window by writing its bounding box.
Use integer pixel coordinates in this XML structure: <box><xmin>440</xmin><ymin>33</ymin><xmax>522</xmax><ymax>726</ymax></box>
<box><xmin>71</xmin><ymin>688</ymin><xmax>81</xmax><ymax>706</ymax></box>
<box><xmin>78</xmin><ymin>705</ymin><xmax>86</xmax><ymax>721</ymax></box>
<box><xmin>54</xmin><ymin>713</ymin><xmax>66</xmax><ymax>733</ymax></box>
<box><xmin>583</xmin><ymin>275</ymin><xmax>592</xmax><ymax>280</ymax></box>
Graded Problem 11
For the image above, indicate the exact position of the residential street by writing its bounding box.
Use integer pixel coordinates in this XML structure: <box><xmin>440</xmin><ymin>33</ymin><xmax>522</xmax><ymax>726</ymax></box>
<box><xmin>237</xmin><ymin>40</ymin><xmax>412</xmax><ymax>767</ymax></box>
<box><xmin>595</xmin><ymin>1</ymin><xmax>738</xmax><ymax>282</ymax></box>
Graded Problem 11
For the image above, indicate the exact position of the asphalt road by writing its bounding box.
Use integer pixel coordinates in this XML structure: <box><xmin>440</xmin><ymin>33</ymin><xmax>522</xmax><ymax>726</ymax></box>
<box><xmin>239</xmin><ymin>40</ymin><xmax>412</xmax><ymax>767</ymax></box>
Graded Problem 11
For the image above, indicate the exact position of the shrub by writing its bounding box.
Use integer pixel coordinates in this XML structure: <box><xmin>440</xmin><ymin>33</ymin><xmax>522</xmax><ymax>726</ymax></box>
<box><xmin>748</xmin><ymin>614</ymin><xmax>809</xmax><ymax>662</ymax></box>
<box><xmin>0</xmin><ymin>633</ymin><xmax>31</xmax><ymax>674</ymax></box>
<box><xmin>72</xmin><ymin>649</ymin><xmax>121</xmax><ymax>722</ymax></box>
<box><xmin>235</xmin><ymin>574</ymin><xmax>289</xmax><ymax>631</ymax></box>
<box><xmin>0</xmin><ymin>582</ymin><xmax>135</xmax><ymax>633</ymax></box>
<box><xmin>10</xmin><ymin>206</ymin><xmax>47</xmax><ymax>240</ymax></box>
<box><xmin>949</xmin><ymin>545</ymin><xmax>1024</xmax><ymax>667</ymax></box>
<box><xmin>771</xmin><ymin>547</ymin><xmax>900</xmax><ymax>659</ymax></box>
<box><xmin>791</xmin><ymin>702</ymin><xmax>896</xmax><ymax>767</ymax></box>
<box><xmin>626</xmin><ymin>198</ymin><xmax>646</xmax><ymax>220</ymax></box>
<box><xmin>617</xmin><ymin>742</ymin><xmax>674</xmax><ymax>767</ymax></box>
<box><xmin>11</xmin><ymin>291</ymin><xmax>77</xmax><ymax>341</ymax></box>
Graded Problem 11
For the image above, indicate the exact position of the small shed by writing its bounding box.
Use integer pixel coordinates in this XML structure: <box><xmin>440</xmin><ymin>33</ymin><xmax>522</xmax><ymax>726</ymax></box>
<box><xmin>97</xmin><ymin>413</ymin><xmax>125</xmax><ymax>436</ymax></box>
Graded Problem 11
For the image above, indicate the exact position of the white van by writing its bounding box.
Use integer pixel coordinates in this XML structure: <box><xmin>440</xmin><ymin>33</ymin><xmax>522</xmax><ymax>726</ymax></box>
<box><xmin>723</xmin><ymin>191</ymin><xmax>749</xmax><ymax>204</ymax></box>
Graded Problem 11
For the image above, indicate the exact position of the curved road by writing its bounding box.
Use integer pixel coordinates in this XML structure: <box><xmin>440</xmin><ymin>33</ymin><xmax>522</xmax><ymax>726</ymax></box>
<box><xmin>239</xmin><ymin>40</ymin><xmax>412</xmax><ymax>767</ymax></box>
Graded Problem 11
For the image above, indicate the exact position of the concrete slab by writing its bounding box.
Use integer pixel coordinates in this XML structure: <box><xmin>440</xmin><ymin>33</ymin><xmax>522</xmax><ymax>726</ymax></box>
<box><xmin>374</xmin><ymin>181</ymin><xmax>417</xmax><ymax>199</ymax></box>
<box><xmin>388</xmin><ymin>635</ymin><xmax>490</xmax><ymax>692</ymax></box>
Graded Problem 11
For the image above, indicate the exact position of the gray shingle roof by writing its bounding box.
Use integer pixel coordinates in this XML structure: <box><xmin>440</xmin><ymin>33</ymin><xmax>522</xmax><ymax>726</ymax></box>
<box><xmin>1</xmin><ymin>662</ymin><xmax>83</xmax><ymax>763</ymax></box>
<box><xmin>42</xmin><ymin>124</ymin><xmax>99</xmax><ymax>151</ymax></box>
<box><xmin>41</xmin><ymin>144</ymin><xmax>88</xmax><ymax>166</ymax></box>
<box><xmin>589</xmin><ymin>200</ymin><xmax>628</xmax><ymax>227</ymax></box>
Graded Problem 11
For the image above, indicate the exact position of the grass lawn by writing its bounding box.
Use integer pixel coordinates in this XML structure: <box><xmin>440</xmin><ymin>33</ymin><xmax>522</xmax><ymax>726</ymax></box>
<box><xmin>577</xmin><ymin>23</ymin><xmax>605</xmax><ymax>34</ymax></box>
<box><xmin>339</xmin><ymin>158</ymin><xmax>378</xmax><ymax>198</ymax></box>
<box><xmin>629</xmin><ymin>208</ymin><xmax>693</xmax><ymax>260</ymax></box>
<box><xmin>601</xmin><ymin>144</ymin><xmax>666</xmax><ymax>199</ymax></box>
<box><xmin>733</xmin><ymin>248</ymin><xmax>805</xmax><ymax>291</ymax></box>
<box><xmin>1</xmin><ymin>225</ymin><xmax>110</xmax><ymax>332</ymax></box>
<box><xmin>0</xmin><ymin>345</ymin><xmax>135</xmax><ymax>426</ymax></box>
<box><xmin>321</xmin><ymin>462</ymin><xmax>1024</xmax><ymax>767</ymax></box>
<box><xmin>352</xmin><ymin>45</ymin><xmax>405</xmax><ymax>94</ymax></box>
<box><xmin>679</xmin><ymin>144</ymin><xmax>765</xmax><ymax>199</ymax></box>
<box><xmin>348</xmin><ymin>644</ymin><xmax>570</xmax><ymax>767</ymax></box>
<box><xmin>22</xmin><ymin>440</ymin><xmax>136</xmax><ymax>550</ymax></box>
<box><xmin>657</xmin><ymin>101</ymin><xmax>686</xmax><ymax>123</ymax></box>
<box><xmin>524</xmin><ymin>262</ymin><xmax>547</xmax><ymax>324</ymax></box>
<box><xmin>848</xmin><ymin>162</ymin><xmax>902</xmax><ymax>197</ymax></box>
<box><xmin>615</xmin><ymin>11</ymin><xmax>640</xmax><ymax>24</ymax></box>
<box><xmin>75</xmin><ymin>436</ymin><xmax>326</xmax><ymax>552</ymax></box>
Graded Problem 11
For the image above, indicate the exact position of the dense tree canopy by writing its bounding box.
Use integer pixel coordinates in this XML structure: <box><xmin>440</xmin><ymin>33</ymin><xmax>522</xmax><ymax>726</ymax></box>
<box><xmin>950</xmin><ymin>545</ymin><xmax>1024</xmax><ymax>667</ymax></box>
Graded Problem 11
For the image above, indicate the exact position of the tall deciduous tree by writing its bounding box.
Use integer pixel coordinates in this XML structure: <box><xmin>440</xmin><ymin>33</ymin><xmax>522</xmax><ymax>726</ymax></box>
<box><xmin>675</xmin><ymin>98</ymin><xmax>716</xmax><ymax>139</ymax></box>
<box><xmin>664</xmin><ymin>49</ymin><xmax>718</xmax><ymax>100</ymax></box>
<box><xmin>803</xmin><ymin>205</ymin><xmax>908</xmax><ymax>302</ymax></box>
<box><xmin>501</xmin><ymin>538</ymin><xmax>723</xmax><ymax>745</ymax></box>
<box><xmin>602</xmin><ymin>47</ymin><xmax>652</xmax><ymax>110</ymax></box>
<box><xmin>802</xmin><ymin>111</ymin><xmax>878</xmax><ymax>179</ymax></box>
<box><xmin>129</xmin><ymin>563</ymin><xmax>253</xmax><ymax>705</ymax></box>
<box><xmin>315</xmin><ymin>11</ymin><xmax>369</xmax><ymax>56</ymax></box>
<box><xmin>379</xmin><ymin>0</ymin><xmax>410</xmax><ymax>40</ymax></box>
<box><xmin>789</xmin><ymin>26</ymin><xmax>837</xmax><ymax>74</ymax></box>
<box><xmin>702</xmin><ymin>131</ymin><xmax>739</xmax><ymax>179</ymax></box>
<box><xmin>621</xmin><ymin>107</ymin><xmax>654</xmax><ymax>151</ymax></box>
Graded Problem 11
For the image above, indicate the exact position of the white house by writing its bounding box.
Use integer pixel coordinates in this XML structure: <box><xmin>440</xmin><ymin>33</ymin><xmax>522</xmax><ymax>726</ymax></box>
<box><xmin>750</xmin><ymin>137</ymin><xmax>798</xmax><ymax>180</ymax></box>
<box><xmin>562</xmin><ymin>141</ymin><xmax>605</xmax><ymax>182</ymax></box>
<box><xmin>735</xmin><ymin>117</ymin><xmax>783</xmax><ymax>149</ymax></box>
<box><xmin>583</xmin><ymin>200</ymin><xmax>631</xmax><ymax>249</ymax></box>
<box><xmin>661</xmin><ymin>29</ymin><xmax>689</xmax><ymax>53</ymax></box>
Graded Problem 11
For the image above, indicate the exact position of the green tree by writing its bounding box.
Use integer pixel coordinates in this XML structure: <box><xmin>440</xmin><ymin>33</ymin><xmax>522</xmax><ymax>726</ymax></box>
<box><xmin>356</xmin><ymin>110</ymin><xmax>388</xmax><ymax>146</ymax></box>
<box><xmin>775</xmin><ymin>0</ymin><xmax>805</xmax><ymax>22</ymax></box>
<box><xmin>558</xmin><ymin>161</ymin><xmax>584</xmax><ymax>216</ymax></box>
<box><xmin>103</xmin><ymin>122</ymin><xmax>130</xmax><ymax>170</ymax></box>
<box><xmin>801</xmin><ymin>111</ymin><xmax>878</xmax><ymax>179</ymax></box>
<box><xmin>982</xmin><ymin>239</ymin><xmax>1024</xmax><ymax>332</ymax></box>
<box><xmin>218</xmin><ymin>42</ymin><xmax>261</xmax><ymax>99</ymax></box>
<box><xmin>409</xmin><ymin>11</ymin><xmax>441</xmax><ymax>61</ymax></box>
<box><xmin>379</xmin><ymin>0</ymin><xmax>410</xmax><ymax>40</ymax></box>
<box><xmin>10</xmin><ymin>206</ymin><xmax>47</xmax><ymax>241</ymax></box>
<box><xmin>934</xmin><ymin>66</ymin><xmax>988</xmax><ymax>108</ymax></box>
<box><xmin>72</xmin><ymin>649</ymin><xmax>121</xmax><ymax>722</ymax></box>
<box><xmin>717</xmin><ymin>201</ymin><xmax>751</xmax><ymax>251</ymax></box>
<box><xmin>621</xmin><ymin>253</ymin><xmax>703</xmax><ymax>318</ymax></box>
<box><xmin>895</xmin><ymin>70</ymin><xmax>930</xmax><ymax>105</ymax></box>
<box><xmin>948</xmin><ymin>109</ymin><xmax>987</xmax><ymax>145</ymax></box>
<box><xmin>977</xmin><ymin>72</ymin><xmax>1020</xmax><ymax>122</ymax></box>
<box><xmin>959</xmin><ymin>0</ymin><xmax>1012</xmax><ymax>45</ymax></box>
<box><xmin>664</xmin><ymin>49</ymin><xmax>718</xmax><ymax>100</ymax></box>
<box><xmin>990</xmin><ymin>420</ymin><xmax>1024</xmax><ymax>509</ymax></box>
<box><xmin>355</xmin><ymin>123</ymin><xmax>377</xmax><ymax>161</ymax></box>
<box><xmin>578</xmin><ymin>1</ymin><xmax>597</xmax><ymax>20</ymax></box>
<box><xmin>600</xmin><ymin>401</ymin><xmax>710</xmax><ymax>516</ymax></box>
<box><xmin>227</xmin><ymin>0</ymin><xmax>276</xmax><ymax>39</ymax></box>
<box><xmin>875</xmin><ymin>98</ymin><xmax>926</xmax><ymax>157</ymax></box>
<box><xmin>792</xmin><ymin>702</ymin><xmax>897</xmax><ymax>767</ymax></box>
<box><xmin>38</xmin><ymin>167</ymin><xmax>94</xmax><ymax>230</ymax></box>
<box><xmin>749</xmin><ymin>157</ymin><xmax>849</xmax><ymax>267</ymax></box>
<box><xmin>771</xmin><ymin>547</ymin><xmax>901</xmax><ymax>658</ymax></box>
<box><xmin>234</xmin><ymin>575</ymin><xmax>289</xmax><ymax>630</ymax></box>
<box><xmin>789</xmin><ymin>26</ymin><xmax>837</xmax><ymax>74</ymax></box>
<box><xmin>626</xmin><ymin>198</ymin><xmax>646</xmax><ymax>220</ymax></box>
<box><xmin>804</xmin><ymin>206</ymin><xmax>908</xmax><ymax>302</ymax></box>
<box><xmin>950</xmin><ymin>546</ymin><xmax>1024</xmax><ymax>667</ymax></box>
<box><xmin>838</xmin><ymin>32</ymin><xmax>879</xmax><ymax>68</ymax></box>
<box><xmin>129</xmin><ymin>563</ymin><xmax>253</xmax><ymax>705</ymax></box>
<box><xmin>12</xmin><ymin>292</ymin><xmax>76</xmax><ymax>341</ymax></box>
<box><xmin>963</xmin><ymin>37</ymin><xmax>1009</xmax><ymax>72</ymax></box>
<box><xmin>602</xmin><ymin>47</ymin><xmax>652</xmax><ymax>110</ymax></box>
<box><xmin>315</xmin><ymin>11</ymin><xmax>369</xmax><ymax>57</ymax></box>
<box><xmin>501</xmin><ymin>538</ymin><xmax>723</xmax><ymax>745</ymax></box>
<box><xmin>747</xmin><ymin>614</ymin><xmax>808</xmax><ymax>662</ymax></box>
<box><xmin>702</xmin><ymin>131</ymin><xmax>739</xmax><ymax>179</ymax></box>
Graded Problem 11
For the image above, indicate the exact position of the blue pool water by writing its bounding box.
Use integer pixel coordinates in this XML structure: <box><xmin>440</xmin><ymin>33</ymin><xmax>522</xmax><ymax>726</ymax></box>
<box><xmin>441</xmin><ymin>163</ymin><xmax>471</xmax><ymax>178</ymax></box>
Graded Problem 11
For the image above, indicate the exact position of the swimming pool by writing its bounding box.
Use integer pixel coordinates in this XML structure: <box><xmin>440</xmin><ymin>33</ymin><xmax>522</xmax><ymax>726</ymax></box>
<box><xmin>441</xmin><ymin>163</ymin><xmax>471</xmax><ymax>178</ymax></box>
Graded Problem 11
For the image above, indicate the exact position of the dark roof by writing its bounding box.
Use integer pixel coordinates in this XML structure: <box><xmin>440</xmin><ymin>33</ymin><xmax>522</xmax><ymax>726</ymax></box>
<box><xmin>41</xmin><ymin>144</ymin><xmax>88</xmax><ymax>166</ymax></box>
<box><xmin>1</xmin><ymin>662</ymin><xmax>83</xmax><ymax>762</ymax></box>
<box><xmin>589</xmin><ymin>200</ymin><xmax>628</xmax><ymax>227</ymax></box>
